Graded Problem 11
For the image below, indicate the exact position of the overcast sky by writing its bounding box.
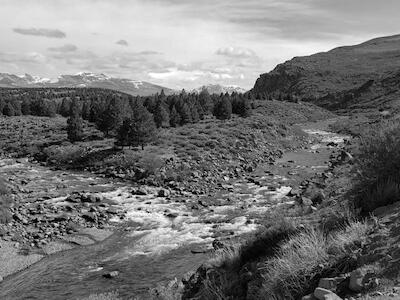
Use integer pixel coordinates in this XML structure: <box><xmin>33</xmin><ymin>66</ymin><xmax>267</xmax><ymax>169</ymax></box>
<box><xmin>0</xmin><ymin>0</ymin><xmax>399</xmax><ymax>89</ymax></box>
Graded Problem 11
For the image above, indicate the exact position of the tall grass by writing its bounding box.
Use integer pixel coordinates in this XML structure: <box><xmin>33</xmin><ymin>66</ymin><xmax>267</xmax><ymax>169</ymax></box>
<box><xmin>352</xmin><ymin>121</ymin><xmax>400</xmax><ymax>213</ymax></box>
<box><xmin>256</xmin><ymin>221</ymin><xmax>370</xmax><ymax>300</ymax></box>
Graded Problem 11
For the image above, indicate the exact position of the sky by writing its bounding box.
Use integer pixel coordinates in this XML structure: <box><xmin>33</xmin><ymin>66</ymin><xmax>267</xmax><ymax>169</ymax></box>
<box><xmin>0</xmin><ymin>0</ymin><xmax>399</xmax><ymax>90</ymax></box>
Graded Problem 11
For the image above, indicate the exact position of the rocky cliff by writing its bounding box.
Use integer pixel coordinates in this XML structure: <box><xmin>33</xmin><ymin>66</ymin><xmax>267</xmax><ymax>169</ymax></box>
<box><xmin>252</xmin><ymin>34</ymin><xmax>400</xmax><ymax>110</ymax></box>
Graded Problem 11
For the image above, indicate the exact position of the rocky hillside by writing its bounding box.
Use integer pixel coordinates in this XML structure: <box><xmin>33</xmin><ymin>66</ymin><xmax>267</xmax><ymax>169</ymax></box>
<box><xmin>252</xmin><ymin>34</ymin><xmax>400</xmax><ymax>111</ymax></box>
<box><xmin>0</xmin><ymin>72</ymin><xmax>174</xmax><ymax>97</ymax></box>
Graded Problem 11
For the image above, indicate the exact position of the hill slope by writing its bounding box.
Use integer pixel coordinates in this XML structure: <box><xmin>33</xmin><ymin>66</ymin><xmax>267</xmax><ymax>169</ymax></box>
<box><xmin>252</xmin><ymin>34</ymin><xmax>400</xmax><ymax>111</ymax></box>
<box><xmin>0</xmin><ymin>72</ymin><xmax>174</xmax><ymax>97</ymax></box>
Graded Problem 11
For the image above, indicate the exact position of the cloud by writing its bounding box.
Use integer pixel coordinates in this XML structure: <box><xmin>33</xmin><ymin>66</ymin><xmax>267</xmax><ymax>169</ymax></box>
<box><xmin>137</xmin><ymin>50</ymin><xmax>162</xmax><ymax>55</ymax></box>
<box><xmin>216</xmin><ymin>47</ymin><xmax>258</xmax><ymax>58</ymax></box>
<box><xmin>13</xmin><ymin>27</ymin><xmax>66</xmax><ymax>38</ymax></box>
<box><xmin>0</xmin><ymin>52</ymin><xmax>46</xmax><ymax>64</ymax></box>
<box><xmin>48</xmin><ymin>44</ymin><xmax>77</xmax><ymax>52</ymax></box>
<box><xmin>116</xmin><ymin>39</ymin><xmax>129</xmax><ymax>46</ymax></box>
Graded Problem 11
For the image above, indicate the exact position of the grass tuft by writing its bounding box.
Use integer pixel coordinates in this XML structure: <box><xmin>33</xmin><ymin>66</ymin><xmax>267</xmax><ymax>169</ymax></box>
<box><xmin>352</xmin><ymin>120</ymin><xmax>400</xmax><ymax>213</ymax></box>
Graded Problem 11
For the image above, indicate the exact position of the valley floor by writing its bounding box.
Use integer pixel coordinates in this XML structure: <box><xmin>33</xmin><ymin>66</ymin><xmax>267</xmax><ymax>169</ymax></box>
<box><xmin>0</xmin><ymin>114</ymin><xmax>350</xmax><ymax>299</ymax></box>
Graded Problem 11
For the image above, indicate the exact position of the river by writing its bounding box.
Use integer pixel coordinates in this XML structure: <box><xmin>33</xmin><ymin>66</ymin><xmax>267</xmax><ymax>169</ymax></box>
<box><xmin>0</xmin><ymin>119</ymin><xmax>349</xmax><ymax>300</ymax></box>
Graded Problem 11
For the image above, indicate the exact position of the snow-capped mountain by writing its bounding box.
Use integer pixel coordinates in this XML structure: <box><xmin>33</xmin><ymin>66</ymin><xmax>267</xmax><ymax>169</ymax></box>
<box><xmin>0</xmin><ymin>72</ymin><xmax>174</xmax><ymax>96</ymax></box>
<box><xmin>192</xmin><ymin>84</ymin><xmax>248</xmax><ymax>95</ymax></box>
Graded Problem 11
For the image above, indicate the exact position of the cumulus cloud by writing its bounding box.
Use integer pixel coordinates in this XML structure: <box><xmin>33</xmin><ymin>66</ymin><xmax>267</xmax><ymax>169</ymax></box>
<box><xmin>13</xmin><ymin>28</ymin><xmax>66</xmax><ymax>38</ymax></box>
<box><xmin>216</xmin><ymin>47</ymin><xmax>258</xmax><ymax>58</ymax></box>
<box><xmin>48</xmin><ymin>44</ymin><xmax>77</xmax><ymax>52</ymax></box>
<box><xmin>116</xmin><ymin>39</ymin><xmax>129</xmax><ymax>46</ymax></box>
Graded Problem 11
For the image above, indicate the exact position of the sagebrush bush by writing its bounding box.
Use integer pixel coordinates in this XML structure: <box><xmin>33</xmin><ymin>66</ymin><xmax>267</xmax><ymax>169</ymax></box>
<box><xmin>352</xmin><ymin>121</ymin><xmax>400</xmax><ymax>213</ymax></box>
<box><xmin>43</xmin><ymin>144</ymin><xmax>87</xmax><ymax>165</ymax></box>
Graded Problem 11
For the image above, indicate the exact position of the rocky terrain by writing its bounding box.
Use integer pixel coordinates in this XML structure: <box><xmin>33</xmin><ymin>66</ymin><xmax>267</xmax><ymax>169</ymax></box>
<box><xmin>252</xmin><ymin>34</ymin><xmax>400</xmax><ymax>111</ymax></box>
<box><xmin>0</xmin><ymin>72</ymin><xmax>174</xmax><ymax>96</ymax></box>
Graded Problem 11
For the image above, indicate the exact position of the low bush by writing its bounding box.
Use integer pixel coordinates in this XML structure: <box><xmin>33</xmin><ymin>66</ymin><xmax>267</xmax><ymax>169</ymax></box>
<box><xmin>352</xmin><ymin>121</ymin><xmax>400</xmax><ymax>213</ymax></box>
<box><xmin>43</xmin><ymin>144</ymin><xmax>87</xmax><ymax>165</ymax></box>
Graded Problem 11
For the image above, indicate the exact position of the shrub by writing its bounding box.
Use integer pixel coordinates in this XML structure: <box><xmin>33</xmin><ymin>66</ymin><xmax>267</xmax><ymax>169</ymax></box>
<box><xmin>352</xmin><ymin>121</ymin><xmax>400</xmax><ymax>213</ymax></box>
<box><xmin>44</xmin><ymin>144</ymin><xmax>87</xmax><ymax>165</ymax></box>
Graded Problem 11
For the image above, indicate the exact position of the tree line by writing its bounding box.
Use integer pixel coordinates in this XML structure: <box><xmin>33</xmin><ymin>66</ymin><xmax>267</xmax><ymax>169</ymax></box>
<box><xmin>0</xmin><ymin>87</ymin><xmax>253</xmax><ymax>149</ymax></box>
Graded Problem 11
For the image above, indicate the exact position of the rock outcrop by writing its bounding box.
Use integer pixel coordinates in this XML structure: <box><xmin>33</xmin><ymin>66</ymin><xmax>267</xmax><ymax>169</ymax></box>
<box><xmin>252</xmin><ymin>34</ymin><xmax>400</xmax><ymax>111</ymax></box>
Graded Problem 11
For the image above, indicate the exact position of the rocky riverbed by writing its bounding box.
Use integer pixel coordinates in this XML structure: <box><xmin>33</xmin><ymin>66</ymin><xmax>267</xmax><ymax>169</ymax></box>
<box><xmin>0</xmin><ymin>118</ymin><xmax>350</xmax><ymax>299</ymax></box>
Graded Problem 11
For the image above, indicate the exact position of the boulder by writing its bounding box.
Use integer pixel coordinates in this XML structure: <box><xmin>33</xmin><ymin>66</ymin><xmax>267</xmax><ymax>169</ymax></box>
<box><xmin>349</xmin><ymin>268</ymin><xmax>376</xmax><ymax>292</ymax></box>
<box><xmin>349</xmin><ymin>269</ymin><xmax>364</xmax><ymax>292</ymax></box>
<box><xmin>103</xmin><ymin>271</ymin><xmax>119</xmax><ymax>278</ymax></box>
<box><xmin>318</xmin><ymin>277</ymin><xmax>345</xmax><ymax>292</ymax></box>
<box><xmin>132</xmin><ymin>188</ymin><xmax>147</xmax><ymax>196</ymax></box>
<box><xmin>314</xmin><ymin>287</ymin><xmax>342</xmax><ymax>300</ymax></box>
<box><xmin>158</xmin><ymin>189</ymin><xmax>170</xmax><ymax>197</ymax></box>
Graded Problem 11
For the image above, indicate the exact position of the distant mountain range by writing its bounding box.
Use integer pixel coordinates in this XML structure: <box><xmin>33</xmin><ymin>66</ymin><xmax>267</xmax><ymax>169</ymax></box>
<box><xmin>191</xmin><ymin>84</ymin><xmax>247</xmax><ymax>95</ymax></box>
<box><xmin>0</xmin><ymin>72</ymin><xmax>174</xmax><ymax>97</ymax></box>
<box><xmin>252</xmin><ymin>34</ymin><xmax>400</xmax><ymax>111</ymax></box>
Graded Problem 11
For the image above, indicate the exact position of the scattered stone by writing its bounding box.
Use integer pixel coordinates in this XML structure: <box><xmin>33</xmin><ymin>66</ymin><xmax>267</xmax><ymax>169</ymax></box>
<box><xmin>349</xmin><ymin>268</ymin><xmax>374</xmax><ymax>292</ymax></box>
<box><xmin>158</xmin><ymin>189</ymin><xmax>170</xmax><ymax>197</ymax></box>
<box><xmin>103</xmin><ymin>271</ymin><xmax>119</xmax><ymax>278</ymax></box>
<box><xmin>318</xmin><ymin>277</ymin><xmax>345</xmax><ymax>292</ymax></box>
<box><xmin>133</xmin><ymin>188</ymin><xmax>147</xmax><ymax>196</ymax></box>
<box><xmin>166</xmin><ymin>213</ymin><xmax>178</xmax><ymax>218</ymax></box>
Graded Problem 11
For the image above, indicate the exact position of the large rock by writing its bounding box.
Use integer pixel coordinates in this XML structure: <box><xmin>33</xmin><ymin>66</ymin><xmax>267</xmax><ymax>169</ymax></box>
<box><xmin>318</xmin><ymin>277</ymin><xmax>345</xmax><ymax>292</ymax></box>
<box><xmin>314</xmin><ymin>287</ymin><xmax>342</xmax><ymax>300</ymax></box>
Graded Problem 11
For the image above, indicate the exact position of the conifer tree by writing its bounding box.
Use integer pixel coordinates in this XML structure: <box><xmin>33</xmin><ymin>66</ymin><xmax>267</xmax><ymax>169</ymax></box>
<box><xmin>153</xmin><ymin>99</ymin><xmax>170</xmax><ymax>128</ymax></box>
<box><xmin>67</xmin><ymin>100</ymin><xmax>84</xmax><ymax>143</ymax></box>
<box><xmin>96</xmin><ymin>97</ymin><xmax>122</xmax><ymax>136</ymax></box>
<box><xmin>116</xmin><ymin>101</ymin><xmax>156</xmax><ymax>150</ymax></box>
<box><xmin>213</xmin><ymin>96</ymin><xmax>232</xmax><ymax>120</ymax></box>
<box><xmin>169</xmin><ymin>105</ymin><xmax>181</xmax><ymax>127</ymax></box>
<box><xmin>2</xmin><ymin>102</ymin><xmax>15</xmax><ymax>116</ymax></box>
<box><xmin>21</xmin><ymin>98</ymin><xmax>31</xmax><ymax>115</ymax></box>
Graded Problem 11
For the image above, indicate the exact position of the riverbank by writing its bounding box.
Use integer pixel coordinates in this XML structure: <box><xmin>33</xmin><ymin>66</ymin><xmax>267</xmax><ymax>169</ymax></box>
<box><xmin>0</xmin><ymin>115</ymin><xmax>349</xmax><ymax>299</ymax></box>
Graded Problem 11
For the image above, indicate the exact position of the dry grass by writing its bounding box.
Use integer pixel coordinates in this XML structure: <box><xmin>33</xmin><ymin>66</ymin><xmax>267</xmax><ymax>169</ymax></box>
<box><xmin>352</xmin><ymin>120</ymin><xmax>400</xmax><ymax>213</ymax></box>
<box><xmin>257</xmin><ymin>221</ymin><xmax>371</xmax><ymax>300</ymax></box>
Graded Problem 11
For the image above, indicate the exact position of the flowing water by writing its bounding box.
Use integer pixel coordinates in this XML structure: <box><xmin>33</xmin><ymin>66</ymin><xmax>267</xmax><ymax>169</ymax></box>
<box><xmin>0</xmin><ymin>120</ymin><xmax>350</xmax><ymax>300</ymax></box>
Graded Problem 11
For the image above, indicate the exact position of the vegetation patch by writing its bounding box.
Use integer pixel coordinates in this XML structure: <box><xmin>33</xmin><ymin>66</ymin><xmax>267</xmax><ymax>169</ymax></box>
<box><xmin>351</xmin><ymin>120</ymin><xmax>400</xmax><ymax>213</ymax></box>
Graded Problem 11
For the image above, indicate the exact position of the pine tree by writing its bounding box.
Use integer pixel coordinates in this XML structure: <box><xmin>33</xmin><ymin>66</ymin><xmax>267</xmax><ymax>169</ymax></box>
<box><xmin>0</xmin><ymin>98</ymin><xmax>5</xmax><ymax>115</ymax></box>
<box><xmin>153</xmin><ymin>99</ymin><xmax>170</xmax><ymax>128</ymax></box>
<box><xmin>2</xmin><ymin>102</ymin><xmax>15</xmax><ymax>116</ymax></box>
<box><xmin>169</xmin><ymin>105</ymin><xmax>181</xmax><ymax>127</ymax></box>
<box><xmin>12</xmin><ymin>101</ymin><xmax>22</xmax><ymax>116</ymax></box>
<box><xmin>214</xmin><ymin>96</ymin><xmax>232</xmax><ymax>120</ymax></box>
<box><xmin>199</xmin><ymin>89</ymin><xmax>213</xmax><ymax>114</ymax></box>
<box><xmin>237</xmin><ymin>96</ymin><xmax>251</xmax><ymax>118</ymax></box>
<box><xmin>67</xmin><ymin>115</ymin><xmax>84</xmax><ymax>143</ymax></box>
<box><xmin>21</xmin><ymin>98</ymin><xmax>31</xmax><ymax>115</ymax></box>
<box><xmin>96</xmin><ymin>98</ymin><xmax>123</xmax><ymax>136</ymax></box>
<box><xmin>67</xmin><ymin>100</ymin><xmax>84</xmax><ymax>143</ymax></box>
<box><xmin>116</xmin><ymin>101</ymin><xmax>156</xmax><ymax>150</ymax></box>
<box><xmin>59</xmin><ymin>98</ymin><xmax>71</xmax><ymax>117</ymax></box>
